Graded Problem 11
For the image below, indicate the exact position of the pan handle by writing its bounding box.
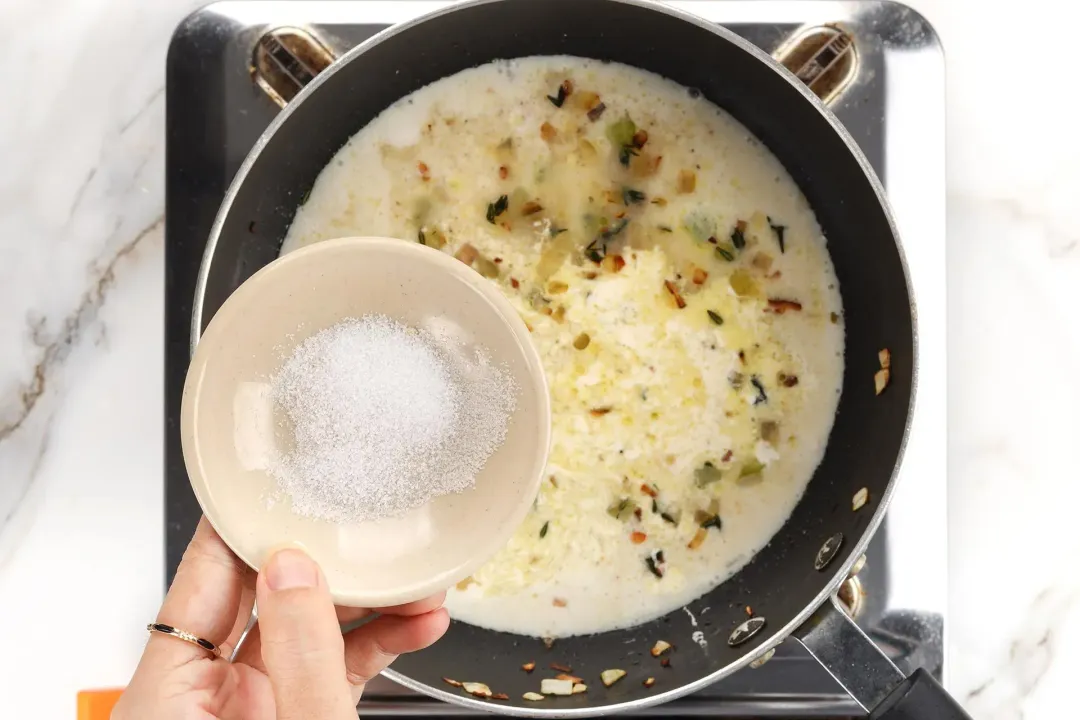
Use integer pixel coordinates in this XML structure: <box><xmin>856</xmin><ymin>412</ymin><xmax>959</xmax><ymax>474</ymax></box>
<box><xmin>793</xmin><ymin>595</ymin><xmax>972</xmax><ymax>719</ymax></box>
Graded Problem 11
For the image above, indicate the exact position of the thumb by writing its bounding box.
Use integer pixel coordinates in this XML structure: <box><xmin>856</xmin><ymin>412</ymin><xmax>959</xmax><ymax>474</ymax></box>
<box><xmin>256</xmin><ymin>549</ymin><xmax>356</xmax><ymax>720</ymax></box>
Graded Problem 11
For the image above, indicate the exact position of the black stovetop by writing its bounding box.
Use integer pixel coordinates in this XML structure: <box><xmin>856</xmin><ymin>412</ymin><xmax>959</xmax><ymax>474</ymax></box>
<box><xmin>164</xmin><ymin>5</ymin><xmax>940</xmax><ymax>716</ymax></box>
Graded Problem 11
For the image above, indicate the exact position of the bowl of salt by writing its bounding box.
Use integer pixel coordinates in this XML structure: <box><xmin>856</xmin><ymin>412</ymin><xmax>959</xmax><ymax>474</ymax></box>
<box><xmin>181</xmin><ymin>236</ymin><xmax>551</xmax><ymax>607</ymax></box>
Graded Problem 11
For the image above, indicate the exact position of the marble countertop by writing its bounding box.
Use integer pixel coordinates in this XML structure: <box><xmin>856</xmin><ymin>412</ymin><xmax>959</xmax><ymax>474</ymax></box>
<box><xmin>2</xmin><ymin>0</ymin><xmax>1077</xmax><ymax>717</ymax></box>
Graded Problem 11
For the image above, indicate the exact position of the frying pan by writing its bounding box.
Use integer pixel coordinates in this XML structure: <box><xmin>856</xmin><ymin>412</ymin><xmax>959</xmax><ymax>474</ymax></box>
<box><xmin>191</xmin><ymin>0</ymin><xmax>967</xmax><ymax>717</ymax></box>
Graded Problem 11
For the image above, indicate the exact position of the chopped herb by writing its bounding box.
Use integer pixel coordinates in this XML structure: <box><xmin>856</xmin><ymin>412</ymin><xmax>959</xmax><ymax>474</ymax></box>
<box><xmin>658</xmin><ymin>225</ymin><xmax>673</xmax><ymax>233</ymax></box>
<box><xmin>247</xmin><ymin>220</ymin><xmax>256</xmax><ymax>233</ymax></box>
<box><xmin>550</xmin><ymin>225</ymin><xmax>568</xmax><ymax>237</ymax></box>
<box><xmin>694</xmin><ymin>461</ymin><xmax>723</xmax><ymax>487</ymax></box>
<box><xmin>716</xmin><ymin>245</ymin><xmax>736</xmax><ymax>262</ymax></box>
<box><xmin>587</xmin><ymin>102</ymin><xmax>607</xmax><ymax>121</ymax></box>
<box><xmin>682</xmin><ymin>211</ymin><xmax>715</xmax><ymax>242</ymax></box>
<box><xmin>645</xmin><ymin>555</ymin><xmax>664</xmax><ymax>579</ymax></box>
<box><xmin>298</xmin><ymin>188</ymin><xmax>311</xmax><ymax>206</ymax></box>
<box><xmin>660</xmin><ymin>511</ymin><xmax>679</xmax><ymax>526</ymax></box>
<box><xmin>730</xmin><ymin>221</ymin><xmax>747</xmax><ymax>250</ymax></box>
<box><xmin>607</xmin><ymin>115</ymin><xmax>644</xmax><ymax>166</ymax></box>
<box><xmin>622</xmin><ymin>187</ymin><xmax>647</xmax><ymax>205</ymax></box>
<box><xmin>728</xmin><ymin>371</ymin><xmax>745</xmax><ymax>389</ymax></box>
<box><xmin>740</xmin><ymin>459</ymin><xmax>765</xmax><ymax>478</ymax></box>
<box><xmin>657</xmin><ymin>550</ymin><xmax>666</xmax><ymax>563</ymax></box>
<box><xmin>768</xmin><ymin>216</ymin><xmax>787</xmax><ymax>253</ymax></box>
<box><xmin>707</xmin><ymin>310</ymin><xmax>724</xmax><ymax>326</ymax></box>
<box><xmin>547</xmin><ymin>79</ymin><xmax>572</xmax><ymax>107</ymax></box>
<box><xmin>701</xmin><ymin>515</ymin><xmax>723</xmax><ymax>530</ymax></box>
<box><xmin>607</xmin><ymin>115</ymin><xmax>638</xmax><ymax>148</ymax></box>
<box><xmin>607</xmin><ymin>497</ymin><xmax>634</xmax><ymax>521</ymax></box>
<box><xmin>750</xmin><ymin>376</ymin><xmax>768</xmax><ymax>405</ymax></box>
<box><xmin>418</xmin><ymin>230</ymin><xmax>426</xmax><ymax>244</ymax></box>
<box><xmin>651</xmin><ymin>498</ymin><xmax>659</xmax><ymax>514</ymax></box>
<box><xmin>584</xmin><ymin>217</ymin><xmax>630</xmax><ymax>262</ymax></box>
<box><xmin>540</xmin><ymin>521</ymin><xmax>550</xmax><ymax>538</ymax></box>
<box><xmin>486</xmin><ymin>194</ymin><xmax>509</xmax><ymax>224</ymax></box>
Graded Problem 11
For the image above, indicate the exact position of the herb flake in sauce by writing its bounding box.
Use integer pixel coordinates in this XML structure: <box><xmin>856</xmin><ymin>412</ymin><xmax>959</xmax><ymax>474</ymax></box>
<box><xmin>486</xmin><ymin>194</ymin><xmax>509</xmax><ymax>224</ymax></box>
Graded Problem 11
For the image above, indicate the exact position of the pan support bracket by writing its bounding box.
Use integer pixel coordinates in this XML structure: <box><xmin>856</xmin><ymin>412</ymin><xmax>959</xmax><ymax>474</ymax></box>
<box><xmin>251</xmin><ymin>26</ymin><xmax>337</xmax><ymax>107</ymax></box>
<box><xmin>792</xmin><ymin>594</ymin><xmax>907</xmax><ymax>713</ymax></box>
<box><xmin>772</xmin><ymin>24</ymin><xmax>858</xmax><ymax>105</ymax></box>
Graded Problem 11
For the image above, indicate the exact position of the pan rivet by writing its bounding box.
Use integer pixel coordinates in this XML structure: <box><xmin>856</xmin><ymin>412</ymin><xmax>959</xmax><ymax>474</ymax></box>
<box><xmin>814</xmin><ymin>532</ymin><xmax>844</xmax><ymax>571</ymax></box>
<box><xmin>728</xmin><ymin>616</ymin><xmax>766</xmax><ymax>647</ymax></box>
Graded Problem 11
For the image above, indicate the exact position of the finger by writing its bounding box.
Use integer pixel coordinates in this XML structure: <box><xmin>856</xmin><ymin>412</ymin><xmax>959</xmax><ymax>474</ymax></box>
<box><xmin>144</xmin><ymin>518</ymin><xmax>251</xmax><ymax>670</ymax></box>
<box><xmin>374</xmin><ymin>592</ymin><xmax>446</xmax><ymax>617</ymax></box>
<box><xmin>256</xmin><ymin>548</ymin><xmax>356</xmax><ymax>720</ymax></box>
<box><xmin>219</xmin><ymin>580</ymin><xmax>257</xmax><ymax>659</ymax></box>
<box><xmin>343</xmin><ymin>609</ymin><xmax>450</xmax><ymax>690</ymax></box>
<box><xmin>234</xmin><ymin>604</ymin><xmax>372</xmax><ymax>671</ymax></box>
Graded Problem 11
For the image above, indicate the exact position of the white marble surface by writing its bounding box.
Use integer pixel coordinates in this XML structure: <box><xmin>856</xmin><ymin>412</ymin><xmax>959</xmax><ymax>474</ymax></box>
<box><xmin>1</xmin><ymin>0</ymin><xmax>1077</xmax><ymax>718</ymax></box>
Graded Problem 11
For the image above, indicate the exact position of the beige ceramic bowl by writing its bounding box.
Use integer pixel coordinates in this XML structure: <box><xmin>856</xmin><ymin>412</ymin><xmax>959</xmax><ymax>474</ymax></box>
<box><xmin>181</xmin><ymin>236</ymin><xmax>551</xmax><ymax>607</ymax></box>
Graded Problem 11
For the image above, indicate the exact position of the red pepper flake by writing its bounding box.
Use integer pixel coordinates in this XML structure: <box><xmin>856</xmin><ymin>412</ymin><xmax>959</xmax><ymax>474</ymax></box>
<box><xmin>640</xmin><ymin>483</ymin><xmax>658</xmax><ymax>497</ymax></box>
<box><xmin>550</xmin><ymin>662</ymin><xmax>573</xmax><ymax>673</ymax></box>
<box><xmin>522</xmin><ymin>200</ymin><xmax>544</xmax><ymax>215</ymax></box>
<box><xmin>632</xmin><ymin>129</ymin><xmax>649</xmax><ymax>148</ymax></box>
<box><xmin>553</xmin><ymin>598</ymin><xmax>568</xmax><ymax>608</ymax></box>
<box><xmin>722</xmin><ymin>450</ymin><xmax>733</xmax><ymax>463</ymax></box>
<box><xmin>633</xmin><ymin>507</ymin><xmax>643</xmax><ymax>520</ymax></box>
<box><xmin>778</xmin><ymin>373</ymin><xmax>799</xmax><ymax>388</ymax></box>
<box><xmin>612</xmin><ymin>255</ymin><xmax>626</xmax><ymax>273</ymax></box>
<box><xmin>692</xmin><ymin>267</ymin><xmax>708</xmax><ymax>285</ymax></box>
<box><xmin>767</xmin><ymin>299</ymin><xmax>803</xmax><ymax>314</ymax></box>
<box><xmin>738</xmin><ymin>350</ymin><xmax>746</xmax><ymax>365</ymax></box>
<box><xmin>417</xmin><ymin>162</ymin><xmax>430</xmax><ymax>180</ymax></box>
<box><xmin>549</xmin><ymin>475</ymin><xmax>559</xmax><ymax>488</ymax></box>
<box><xmin>510</xmin><ymin>277</ymin><xmax>520</xmax><ymax>289</ymax></box>
<box><xmin>492</xmin><ymin>693</ymin><xmax>510</xmax><ymax>701</ymax></box>
<box><xmin>630</xmin><ymin>531</ymin><xmax>647</xmax><ymax>544</ymax></box>
<box><xmin>589</xmin><ymin>407</ymin><xmax>613</xmax><ymax>417</ymax></box>
<box><xmin>443</xmin><ymin>677</ymin><xmax>463</xmax><ymax>687</ymax></box>
<box><xmin>498</xmin><ymin>165</ymin><xmax>509</xmax><ymax>179</ymax></box>
<box><xmin>660</xmin><ymin>658</ymin><xmax>671</xmax><ymax>668</ymax></box>
<box><xmin>493</xmin><ymin>257</ymin><xmax>503</xmax><ymax>264</ymax></box>
<box><xmin>664</xmin><ymin>280</ymin><xmax>687</xmax><ymax>309</ymax></box>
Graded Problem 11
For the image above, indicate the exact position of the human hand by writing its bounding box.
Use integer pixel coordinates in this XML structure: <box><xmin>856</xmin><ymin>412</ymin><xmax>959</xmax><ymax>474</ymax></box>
<box><xmin>113</xmin><ymin>518</ymin><xmax>450</xmax><ymax>720</ymax></box>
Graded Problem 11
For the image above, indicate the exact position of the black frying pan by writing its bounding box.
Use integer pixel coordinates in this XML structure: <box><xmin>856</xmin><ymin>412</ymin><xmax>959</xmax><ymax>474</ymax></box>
<box><xmin>192</xmin><ymin>1</ymin><xmax>966</xmax><ymax>717</ymax></box>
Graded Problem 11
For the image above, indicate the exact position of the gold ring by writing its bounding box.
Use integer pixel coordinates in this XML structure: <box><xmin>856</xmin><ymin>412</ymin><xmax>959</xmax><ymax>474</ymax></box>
<box><xmin>147</xmin><ymin>622</ymin><xmax>222</xmax><ymax>658</ymax></box>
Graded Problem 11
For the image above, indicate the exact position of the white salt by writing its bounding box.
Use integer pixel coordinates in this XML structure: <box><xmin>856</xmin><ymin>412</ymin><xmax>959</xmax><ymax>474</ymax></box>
<box><xmin>268</xmin><ymin>315</ymin><xmax>516</xmax><ymax>523</ymax></box>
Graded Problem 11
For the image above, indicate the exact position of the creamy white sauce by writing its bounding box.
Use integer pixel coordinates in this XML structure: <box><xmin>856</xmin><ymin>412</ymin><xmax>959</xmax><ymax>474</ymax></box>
<box><xmin>282</xmin><ymin>56</ymin><xmax>844</xmax><ymax>638</ymax></box>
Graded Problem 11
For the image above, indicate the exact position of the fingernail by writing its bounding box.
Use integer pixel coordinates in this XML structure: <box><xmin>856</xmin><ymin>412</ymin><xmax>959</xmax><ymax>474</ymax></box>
<box><xmin>265</xmin><ymin>548</ymin><xmax>318</xmax><ymax>590</ymax></box>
